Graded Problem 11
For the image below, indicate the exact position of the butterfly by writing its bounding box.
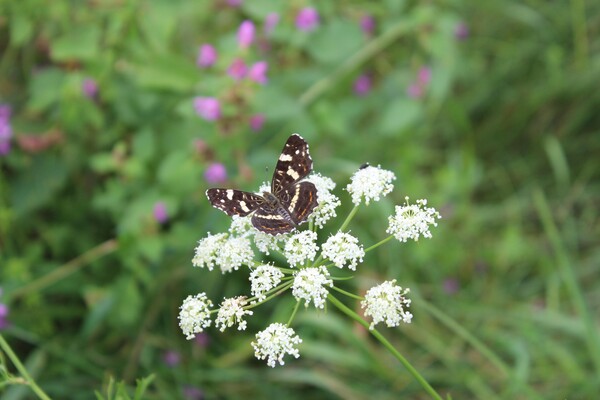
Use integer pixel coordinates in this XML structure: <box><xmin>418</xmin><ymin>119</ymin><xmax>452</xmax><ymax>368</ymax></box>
<box><xmin>206</xmin><ymin>134</ymin><xmax>319</xmax><ymax>235</ymax></box>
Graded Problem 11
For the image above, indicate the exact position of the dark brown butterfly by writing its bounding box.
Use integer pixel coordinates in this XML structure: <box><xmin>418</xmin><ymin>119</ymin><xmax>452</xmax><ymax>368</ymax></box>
<box><xmin>206</xmin><ymin>134</ymin><xmax>318</xmax><ymax>235</ymax></box>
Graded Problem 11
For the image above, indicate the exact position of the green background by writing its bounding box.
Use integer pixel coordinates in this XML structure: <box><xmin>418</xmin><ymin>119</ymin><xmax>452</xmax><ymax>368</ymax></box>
<box><xmin>1</xmin><ymin>0</ymin><xmax>599</xmax><ymax>399</ymax></box>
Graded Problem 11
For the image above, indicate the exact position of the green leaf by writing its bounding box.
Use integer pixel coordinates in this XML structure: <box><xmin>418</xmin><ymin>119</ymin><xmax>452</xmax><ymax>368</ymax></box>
<box><xmin>51</xmin><ymin>26</ymin><xmax>101</xmax><ymax>61</ymax></box>
<box><xmin>10</xmin><ymin>14</ymin><xmax>34</xmax><ymax>47</ymax></box>
<box><xmin>307</xmin><ymin>19</ymin><xmax>363</xmax><ymax>64</ymax></box>
<box><xmin>131</xmin><ymin>55</ymin><xmax>200</xmax><ymax>92</ymax></box>
<box><xmin>11</xmin><ymin>155</ymin><xmax>69</xmax><ymax>218</ymax></box>
<box><xmin>27</xmin><ymin>68</ymin><xmax>66</xmax><ymax>112</ymax></box>
<box><xmin>379</xmin><ymin>98</ymin><xmax>423</xmax><ymax>135</ymax></box>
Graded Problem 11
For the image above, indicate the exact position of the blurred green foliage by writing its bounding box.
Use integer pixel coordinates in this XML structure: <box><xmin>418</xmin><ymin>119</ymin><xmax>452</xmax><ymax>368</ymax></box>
<box><xmin>1</xmin><ymin>0</ymin><xmax>600</xmax><ymax>399</ymax></box>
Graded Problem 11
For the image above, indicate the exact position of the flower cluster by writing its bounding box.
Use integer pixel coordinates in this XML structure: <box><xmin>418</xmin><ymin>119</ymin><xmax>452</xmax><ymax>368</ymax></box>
<box><xmin>346</xmin><ymin>164</ymin><xmax>396</xmax><ymax>205</ymax></box>
<box><xmin>179</xmin><ymin>152</ymin><xmax>441</xmax><ymax>367</ymax></box>
<box><xmin>387</xmin><ymin>197</ymin><xmax>441</xmax><ymax>242</ymax></box>
<box><xmin>361</xmin><ymin>280</ymin><xmax>412</xmax><ymax>329</ymax></box>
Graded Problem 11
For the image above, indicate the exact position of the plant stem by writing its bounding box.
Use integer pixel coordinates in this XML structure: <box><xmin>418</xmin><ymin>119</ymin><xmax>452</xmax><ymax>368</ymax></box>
<box><xmin>330</xmin><ymin>285</ymin><xmax>363</xmax><ymax>300</ymax></box>
<box><xmin>339</xmin><ymin>204</ymin><xmax>360</xmax><ymax>232</ymax></box>
<box><xmin>533</xmin><ymin>189</ymin><xmax>600</xmax><ymax>373</ymax></box>
<box><xmin>0</xmin><ymin>335</ymin><xmax>52</xmax><ymax>400</ymax></box>
<box><xmin>364</xmin><ymin>235</ymin><xmax>394</xmax><ymax>253</ymax></box>
<box><xmin>287</xmin><ymin>301</ymin><xmax>302</xmax><ymax>326</ymax></box>
<box><xmin>10</xmin><ymin>239</ymin><xmax>118</xmax><ymax>300</ymax></box>
<box><xmin>327</xmin><ymin>294</ymin><xmax>443</xmax><ymax>400</ymax></box>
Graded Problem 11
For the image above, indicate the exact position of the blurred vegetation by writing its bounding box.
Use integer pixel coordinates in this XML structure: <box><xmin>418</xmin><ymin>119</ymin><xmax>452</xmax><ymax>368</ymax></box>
<box><xmin>1</xmin><ymin>0</ymin><xmax>599</xmax><ymax>399</ymax></box>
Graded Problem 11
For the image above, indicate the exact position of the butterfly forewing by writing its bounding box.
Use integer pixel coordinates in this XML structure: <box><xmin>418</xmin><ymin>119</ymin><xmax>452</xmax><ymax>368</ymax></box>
<box><xmin>206</xmin><ymin>189</ymin><xmax>264</xmax><ymax>217</ymax></box>
<box><xmin>271</xmin><ymin>134</ymin><xmax>313</xmax><ymax>194</ymax></box>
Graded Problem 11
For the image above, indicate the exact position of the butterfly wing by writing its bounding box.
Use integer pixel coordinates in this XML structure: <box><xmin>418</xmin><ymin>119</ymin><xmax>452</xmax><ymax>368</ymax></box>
<box><xmin>280</xmin><ymin>181</ymin><xmax>319</xmax><ymax>225</ymax></box>
<box><xmin>206</xmin><ymin>189</ymin><xmax>264</xmax><ymax>216</ymax></box>
<box><xmin>251</xmin><ymin>205</ymin><xmax>296</xmax><ymax>234</ymax></box>
<box><xmin>271</xmin><ymin>134</ymin><xmax>313</xmax><ymax>194</ymax></box>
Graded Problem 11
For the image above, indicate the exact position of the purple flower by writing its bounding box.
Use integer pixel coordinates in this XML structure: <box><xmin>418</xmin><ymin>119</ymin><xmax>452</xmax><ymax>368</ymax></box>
<box><xmin>443</xmin><ymin>278</ymin><xmax>459</xmax><ymax>295</ymax></box>
<box><xmin>454</xmin><ymin>22</ymin><xmax>469</xmax><ymax>40</ymax></box>
<box><xmin>0</xmin><ymin>105</ymin><xmax>11</xmax><ymax>120</ymax></box>
<box><xmin>82</xmin><ymin>78</ymin><xmax>98</xmax><ymax>98</ymax></box>
<box><xmin>296</xmin><ymin>7</ymin><xmax>319</xmax><ymax>32</ymax></box>
<box><xmin>204</xmin><ymin>162</ymin><xmax>227</xmax><ymax>184</ymax></box>
<box><xmin>406</xmin><ymin>83</ymin><xmax>424</xmax><ymax>99</ymax></box>
<box><xmin>237</xmin><ymin>20</ymin><xmax>255</xmax><ymax>49</ymax></box>
<box><xmin>353</xmin><ymin>74</ymin><xmax>372</xmax><ymax>96</ymax></box>
<box><xmin>197</xmin><ymin>44</ymin><xmax>217</xmax><ymax>68</ymax></box>
<box><xmin>194</xmin><ymin>332</ymin><xmax>210</xmax><ymax>348</ymax></box>
<box><xmin>163</xmin><ymin>350</ymin><xmax>181</xmax><ymax>367</ymax></box>
<box><xmin>227</xmin><ymin>58</ymin><xmax>247</xmax><ymax>81</ymax></box>
<box><xmin>194</xmin><ymin>97</ymin><xmax>221</xmax><ymax>121</ymax></box>
<box><xmin>153</xmin><ymin>202</ymin><xmax>168</xmax><ymax>224</ymax></box>
<box><xmin>417</xmin><ymin>67</ymin><xmax>432</xmax><ymax>86</ymax></box>
<box><xmin>407</xmin><ymin>67</ymin><xmax>431</xmax><ymax>99</ymax></box>
<box><xmin>182</xmin><ymin>386</ymin><xmax>204</xmax><ymax>400</ymax></box>
<box><xmin>249</xmin><ymin>114</ymin><xmax>265</xmax><ymax>131</ymax></box>
<box><xmin>360</xmin><ymin>14</ymin><xmax>375</xmax><ymax>36</ymax></box>
<box><xmin>0</xmin><ymin>303</ymin><xmax>9</xmax><ymax>330</ymax></box>
<box><xmin>247</xmin><ymin>61</ymin><xmax>268</xmax><ymax>84</ymax></box>
<box><xmin>264</xmin><ymin>12</ymin><xmax>279</xmax><ymax>35</ymax></box>
<box><xmin>0</xmin><ymin>105</ymin><xmax>13</xmax><ymax>157</ymax></box>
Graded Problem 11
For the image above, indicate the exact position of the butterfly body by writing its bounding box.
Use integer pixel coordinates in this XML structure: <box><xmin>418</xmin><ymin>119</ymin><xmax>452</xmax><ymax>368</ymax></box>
<box><xmin>206</xmin><ymin>134</ymin><xmax>318</xmax><ymax>235</ymax></box>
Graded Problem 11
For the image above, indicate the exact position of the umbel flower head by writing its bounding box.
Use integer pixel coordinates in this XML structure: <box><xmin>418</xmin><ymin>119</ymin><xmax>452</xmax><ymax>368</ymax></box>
<box><xmin>215</xmin><ymin>296</ymin><xmax>253</xmax><ymax>332</ymax></box>
<box><xmin>346</xmin><ymin>165</ymin><xmax>396</xmax><ymax>205</ymax></box>
<box><xmin>387</xmin><ymin>197</ymin><xmax>441</xmax><ymax>242</ymax></box>
<box><xmin>361</xmin><ymin>280</ymin><xmax>412</xmax><ymax>330</ymax></box>
<box><xmin>180</xmin><ymin>135</ymin><xmax>442</xmax><ymax>368</ymax></box>
<box><xmin>179</xmin><ymin>293</ymin><xmax>213</xmax><ymax>340</ymax></box>
<box><xmin>251</xmin><ymin>323</ymin><xmax>302</xmax><ymax>367</ymax></box>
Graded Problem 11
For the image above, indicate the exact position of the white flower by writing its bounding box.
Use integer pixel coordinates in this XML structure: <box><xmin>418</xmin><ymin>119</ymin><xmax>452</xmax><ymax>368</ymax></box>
<box><xmin>386</xmin><ymin>197</ymin><xmax>441</xmax><ymax>242</ymax></box>
<box><xmin>292</xmin><ymin>266</ymin><xmax>333</xmax><ymax>309</ymax></box>
<box><xmin>251</xmin><ymin>323</ymin><xmax>302</xmax><ymax>367</ymax></box>
<box><xmin>257</xmin><ymin>181</ymin><xmax>270</xmax><ymax>193</ymax></box>
<box><xmin>178</xmin><ymin>293</ymin><xmax>213</xmax><ymax>340</ymax></box>
<box><xmin>216</xmin><ymin>236</ymin><xmax>254</xmax><ymax>273</ymax></box>
<box><xmin>249</xmin><ymin>264</ymin><xmax>285</xmax><ymax>303</ymax></box>
<box><xmin>321</xmin><ymin>232</ymin><xmax>365</xmax><ymax>271</ymax></box>
<box><xmin>229</xmin><ymin>215</ymin><xmax>254</xmax><ymax>237</ymax></box>
<box><xmin>215</xmin><ymin>296</ymin><xmax>253</xmax><ymax>332</ymax></box>
<box><xmin>192</xmin><ymin>233</ymin><xmax>228</xmax><ymax>271</ymax></box>
<box><xmin>346</xmin><ymin>165</ymin><xmax>396</xmax><ymax>205</ymax></box>
<box><xmin>361</xmin><ymin>280</ymin><xmax>412</xmax><ymax>330</ymax></box>
<box><xmin>306</xmin><ymin>173</ymin><xmax>341</xmax><ymax>228</ymax></box>
<box><xmin>254</xmin><ymin>231</ymin><xmax>287</xmax><ymax>255</ymax></box>
<box><xmin>283</xmin><ymin>230</ymin><xmax>318</xmax><ymax>267</ymax></box>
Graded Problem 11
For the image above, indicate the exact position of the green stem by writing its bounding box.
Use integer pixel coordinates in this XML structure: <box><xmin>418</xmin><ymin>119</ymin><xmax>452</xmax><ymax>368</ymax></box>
<box><xmin>327</xmin><ymin>295</ymin><xmax>443</xmax><ymax>400</ymax></box>
<box><xmin>287</xmin><ymin>301</ymin><xmax>302</xmax><ymax>326</ymax></box>
<box><xmin>245</xmin><ymin>281</ymin><xmax>293</xmax><ymax>310</ymax></box>
<box><xmin>10</xmin><ymin>239</ymin><xmax>118</xmax><ymax>300</ymax></box>
<box><xmin>339</xmin><ymin>205</ymin><xmax>360</xmax><ymax>232</ymax></box>
<box><xmin>0</xmin><ymin>335</ymin><xmax>52</xmax><ymax>400</ymax></box>
<box><xmin>364</xmin><ymin>235</ymin><xmax>394</xmax><ymax>253</ymax></box>
<box><xmin>533</xmin><ymin>189</ymin><xmax>600</xmax><ymax>373</ymax></box>
<box><xmin>298</xmin><ymin>21</ymin><xmax>410</xmax><ymax>107</ymax></box>
<box><xmin>330</xmin><ymin>285</ymin><xmax>363</xmax><ymax>301</ymax></box>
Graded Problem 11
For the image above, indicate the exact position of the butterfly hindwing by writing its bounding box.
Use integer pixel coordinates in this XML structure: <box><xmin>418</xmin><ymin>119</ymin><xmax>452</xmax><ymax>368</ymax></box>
<box><xmin>251</xmin><ymin>206</ymin><xmax>296</xmax><ymax>234</ymax></box>
<box><xmin>281</xmin><ymin>181</ymin><xmax>319</xmax><ymax>225</ymax></box>
<box><xmin>271</xmin><ymin>133</ymin><xmax>313</xmax><ymax>194</ymax></box>
<box><xmin>206</xmin><ymin>188</ymin><xmax>264</xmax><ymax>217</ymax></box>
